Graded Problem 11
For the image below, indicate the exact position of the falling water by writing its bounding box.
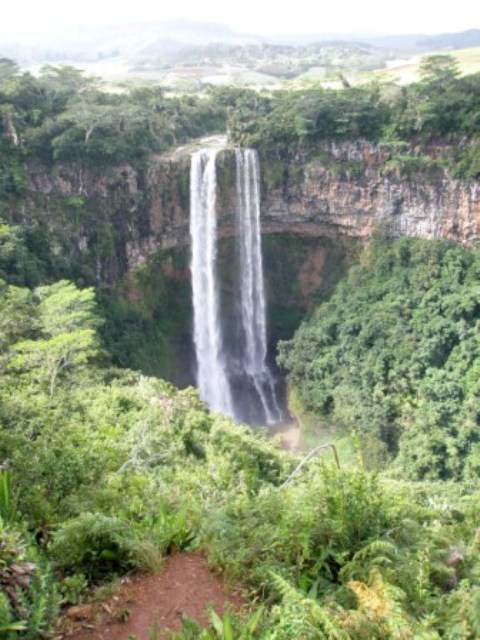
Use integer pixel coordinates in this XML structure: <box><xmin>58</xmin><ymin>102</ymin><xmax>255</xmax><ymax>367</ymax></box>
<box><xmin>189</xmin><ymin>149</ymin><xmax>234</xmax><ymax>417</ymax></box>
<box><xmin>235</xmin><ymin>149</ymin><xmax>281</xmax><ymax>424</ymax></box>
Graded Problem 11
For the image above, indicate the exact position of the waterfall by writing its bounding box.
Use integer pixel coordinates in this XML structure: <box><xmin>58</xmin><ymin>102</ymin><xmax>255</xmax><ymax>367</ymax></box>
<box><xmin>189</xmin><ymin>149</ymin><xmax>234</xmax><ymax>417</ymax></box>
<box><xmin>235</xmin><ymin>149</ymin><xmax>281</xmax><ymax>424</ymax></box>
<box><xmin>189</xmin><ymin>146</ymin><xmax>281</xmax><ymax>425</ymax></box>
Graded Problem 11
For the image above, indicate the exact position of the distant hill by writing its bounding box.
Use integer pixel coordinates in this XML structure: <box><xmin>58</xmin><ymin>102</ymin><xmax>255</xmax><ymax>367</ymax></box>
<box><xmin>270</xmin><ymin>28</ymin><xmax>480</xmax><ymax>52</ymax></box>
<box><xmin>365</xmin><ymin>28</ymin><xmax>480</xmax><ymax>52</ymax></box>
<box><xmin>417</xmin><ymin>28</ymin><xmax>480</xmax><ymax>50</ymax></box>
<box><xmin>0</xmin><ymin>19</ymin><xmax>262</xmax><ymax>64</ymax></box>
<box><xmin>1</xmin><ymin>20</ymin><xmax>478</xmax><ymax>88</ymax></box>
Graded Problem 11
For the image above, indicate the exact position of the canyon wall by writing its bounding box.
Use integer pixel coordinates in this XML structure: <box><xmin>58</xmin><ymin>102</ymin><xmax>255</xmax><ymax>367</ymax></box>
<box><xmin>128</xmin><ymin>141</ymin><xmax>480</xmax><ymax>272</ymax></box>
<box><xmin>10</xmin><ymin>140</ymin><xmax>479</xmax><ymax>382</ymax></box>
<box><xmin>261</xmin><ymin>143</ymin><xmax>480</xmax><ymax>244</ymax></box>
<box><xmin>14</xmin><ymin>141</ymin><xmax>479</xmax><ymax>283</ymax></box>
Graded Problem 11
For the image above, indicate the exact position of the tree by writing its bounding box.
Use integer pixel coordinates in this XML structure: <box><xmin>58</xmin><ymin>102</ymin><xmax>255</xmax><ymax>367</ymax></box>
<box><xmin>419</xmin><ymin>54</ymin><xmax>460</xmax><ymax>87</ymax></box>
<box><xmin>0</xmin><ymin>59</ymin><xmax>19</xmax><ymax>84</ymax></box>
<box><xmin>39</xmin><ymin>65</ymin><xmax>95</xmax><ymax>94</ymax></box>
<box><xmin>0</xmin><ymin>222</ymin><xmax>38</xmax><ymax>284</ymax></box>
<box><xmin>0</xmin><ymin>280</ymin><xmax>33</xmax><ymax>353</ymax></box>
<box><xmin>391</xmin><ymin>54</ymin><xmax>467</xmax><ymax>140</ymax></box>
<box><xmin>35</xmin><ymin>280</ymin><xmax>101</xmax><ymax>336</ymax></box>
<box><xmin>10</xmin><ymin>280</ymin><xmax>102</xmax><ymax>395</ymax></box>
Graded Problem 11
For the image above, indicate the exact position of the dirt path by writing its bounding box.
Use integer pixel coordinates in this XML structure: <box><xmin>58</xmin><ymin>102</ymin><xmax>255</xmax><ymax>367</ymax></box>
<box><xmin>59</xmin><ymin>553</ymin><xmax>245</xmax><ymax>640</ymax></box>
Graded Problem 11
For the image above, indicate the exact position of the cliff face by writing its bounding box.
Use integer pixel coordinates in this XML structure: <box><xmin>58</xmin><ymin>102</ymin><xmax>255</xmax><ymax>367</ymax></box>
<box><xmin>12</xmin><ymin>140</ymin><xmax>480</xmax><ymax>284</ymax></box>
<box><xmin>13</xmin><ymin>140</ymin><xmax>477</xmax><ymax>382</ymax></box>
<box><xmin>129</xmin><ymin>141</ymin><xmax>480</xmax><ymax>271</ymax></box>
<box><xmin>260</xmin><ymin>142</ymin><xmax>480</xmax><ymax>246</ymax></box>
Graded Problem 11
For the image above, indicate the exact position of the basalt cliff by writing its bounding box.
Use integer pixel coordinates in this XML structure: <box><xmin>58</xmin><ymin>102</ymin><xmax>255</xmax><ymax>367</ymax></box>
<box><xmin>13</xmin><ymin>140</ymin><xmax>480</xmax><ymax>284</ymax></box>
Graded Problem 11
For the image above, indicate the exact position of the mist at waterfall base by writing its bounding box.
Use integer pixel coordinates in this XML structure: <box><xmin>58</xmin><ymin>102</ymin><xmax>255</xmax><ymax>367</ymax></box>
<box><xmin>189</xmin><ymin>147</ymin><xmax>283</xmax><ymax>426</ymax></box>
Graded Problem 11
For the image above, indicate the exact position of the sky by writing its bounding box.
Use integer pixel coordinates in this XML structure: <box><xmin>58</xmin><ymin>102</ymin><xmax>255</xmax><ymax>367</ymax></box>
<box><xmin>0</xmin><ymin>0</ymin><xmax>479</xmax><ymax>39</ymax></box>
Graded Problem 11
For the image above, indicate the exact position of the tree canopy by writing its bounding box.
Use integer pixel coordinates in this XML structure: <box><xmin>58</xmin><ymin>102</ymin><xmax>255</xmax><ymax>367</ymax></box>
<box><xmin>278</xmin><ymin>238</ymin><xmax>480</xmax><ymax>480</ymax></box>
<box><xmin>0</xmin><ymin>60</ymin><xmax>227</xmax><ymax>166</ymax></box>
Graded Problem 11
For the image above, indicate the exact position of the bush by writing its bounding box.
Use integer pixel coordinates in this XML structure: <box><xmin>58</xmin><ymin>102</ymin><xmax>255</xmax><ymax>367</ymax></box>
<box><xmin>448</xmin><ymin>142</ymin><xmax>480</xmax><ymax>179</ymax></box>
<box><xmin>59</xmin><ymin>573</ymin><xmax>88</xmax><ymax>605</ymax></box>
<box><xmin>49</xmin><ymin>512</ymin><xmax>158</xmax><ymax>580</ymax></box>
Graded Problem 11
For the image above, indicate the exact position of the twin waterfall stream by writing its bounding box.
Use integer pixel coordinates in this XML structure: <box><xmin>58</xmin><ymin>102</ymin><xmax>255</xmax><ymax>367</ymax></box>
<box><xmin>189</xmin><ymin>147</ymin><xmax>281</xmax><ymax>425</ymax></box>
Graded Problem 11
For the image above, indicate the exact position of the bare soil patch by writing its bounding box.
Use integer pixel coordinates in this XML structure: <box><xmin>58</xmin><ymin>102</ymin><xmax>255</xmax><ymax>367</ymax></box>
<box><xmin>58</xmin><ymin>552</ymin><xmax>245</xmax><ymax>640</ymax></box>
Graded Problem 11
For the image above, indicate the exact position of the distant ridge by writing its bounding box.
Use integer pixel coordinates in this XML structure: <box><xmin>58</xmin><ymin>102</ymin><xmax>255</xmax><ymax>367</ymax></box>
<box><xmin>0</xmin><ymin>19</ymin><xmax>478</xmax><ymax>71</ymax></box>
<box><xmin>270</xmin><ymin>28</ymin><xmax>480</xmax><ymax>51</ymax></box>
<box><xmin>417</xmin><ymin>28</ymin><xmax>480</xmax><ymax>50</ymax></box>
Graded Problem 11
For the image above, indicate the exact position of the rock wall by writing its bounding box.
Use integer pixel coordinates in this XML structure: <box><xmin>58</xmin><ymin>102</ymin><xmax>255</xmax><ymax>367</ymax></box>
<box><xmin>12</xmin><ymin>140</ymin><xmax>480</xmax><ymax>283</ymax></box>
<box><xmin>260</xmin><ymin>142</ymin><xmax>480</xmax><ymax>246</ymax></box>
<box><xmin>127</xmin><ymin>141</ymin><xmax>480</xmax><ymax>271</ymax></box>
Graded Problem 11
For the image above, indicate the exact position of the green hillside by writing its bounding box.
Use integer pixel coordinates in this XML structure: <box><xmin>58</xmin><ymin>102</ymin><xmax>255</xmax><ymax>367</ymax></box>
<box><xmin>369</xmin><ymin>45</ymin><xmax>480</xmax><ymax>85</ymax></box>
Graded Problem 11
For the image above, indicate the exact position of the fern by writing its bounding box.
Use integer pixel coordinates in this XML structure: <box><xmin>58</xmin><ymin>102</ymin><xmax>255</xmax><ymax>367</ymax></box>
<box><xmin>271</xmin><ymin>572</ymin><xmax>350</xmax><ymax>640</ymax></box>
<box><xmin>339</xmin><ymin>540</ymin><xmax>398</xmax><ymax>582</ymax></box>
<box><xmin>348</xmin><ymin>569</ymin><xmax>414</xmax><ymax>639</ymax></box>
<box><xmin>15</xmin><ymin>552</ymin><xmax>60</xmax><ymax>639</ymax></box>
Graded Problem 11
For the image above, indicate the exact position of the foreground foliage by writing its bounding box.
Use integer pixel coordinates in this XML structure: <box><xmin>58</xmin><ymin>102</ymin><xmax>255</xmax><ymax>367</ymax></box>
<box><xmin>0</xmin><ymin>265</ymin><xmax>479</xmax><ymax>638</ymax></box>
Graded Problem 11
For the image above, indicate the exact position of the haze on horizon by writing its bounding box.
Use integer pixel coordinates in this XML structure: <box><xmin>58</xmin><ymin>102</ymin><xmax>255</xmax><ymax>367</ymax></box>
<box><xmin>1</xmin><ymin>0</ymin><xmax>479</xmax><ymax>41</ymax></box>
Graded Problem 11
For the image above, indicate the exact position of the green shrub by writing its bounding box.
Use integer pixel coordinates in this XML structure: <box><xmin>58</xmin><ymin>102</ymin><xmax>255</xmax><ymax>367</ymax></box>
<box><xmin>381</xmin><ymin>153</ymin><xmax>443</xmax><ymax>180</ymax></box>
<box><xmin>134</xmin><ymin>507</ymin><xmax>195</xmax><ymax>554</ymax></box>
<box><xmin>59</xmin><ymin>573</ymin><xmax>88</xmax><ymax>605</ymax></box>
<box><xmin>448</xmin><ymin>142</ymin><xmax>480</xmax><ymax>179</ymax></box>
<box><xmin>204</xmin><ymin>465</ymin><xmax>402</xmax><ymax>591</ymax></box>
<box><xmin>49</xmin><ymin>512</ymin><xmax>159</xmax><ymax>580</ymax></box>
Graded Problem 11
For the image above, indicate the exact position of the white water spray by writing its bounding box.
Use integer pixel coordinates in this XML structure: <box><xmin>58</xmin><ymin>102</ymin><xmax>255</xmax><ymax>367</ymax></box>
<box><xmin>189</xmin><ymin>149</ymin><xmax>234</xmax><ymax>417</ymax></box>
<box><xmin>235</xmin><ymin>149</ymin><xmax>281</xmax><ymax>424</ymax></box>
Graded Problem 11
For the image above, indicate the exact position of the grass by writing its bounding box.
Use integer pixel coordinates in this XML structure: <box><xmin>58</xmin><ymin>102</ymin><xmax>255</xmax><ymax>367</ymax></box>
<box><xmin>367</xmin><ymin>45</ymin><xmax>480</xmax><ymax>85</ymax></box>
<box><xmin>279</xmin><ymin>45</ymin><xmax>480</xmax><ymax>90</ymax></box>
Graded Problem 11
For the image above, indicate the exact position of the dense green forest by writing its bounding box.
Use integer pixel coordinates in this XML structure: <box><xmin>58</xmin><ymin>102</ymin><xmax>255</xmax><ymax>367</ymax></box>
<box><xmin>0</xmin><ymin>58</ymin><xmax>226</xmax><ymax>168</ymax></box>
<box><xmin>279</xmin><ymin>238</ymin><xmax>480</xmax><ymax>480</ymax></box>
<box><xmin>1</xmin><ymin>52</ymin><xmax>480</xmax><ymax>638</ymax></box>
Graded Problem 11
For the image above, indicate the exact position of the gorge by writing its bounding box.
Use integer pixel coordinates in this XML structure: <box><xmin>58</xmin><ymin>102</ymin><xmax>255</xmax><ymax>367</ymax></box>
<box><xmin>8</xmin><ymin>139</ymin><xmax>479</xmax><ymax>392</ymax></box>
